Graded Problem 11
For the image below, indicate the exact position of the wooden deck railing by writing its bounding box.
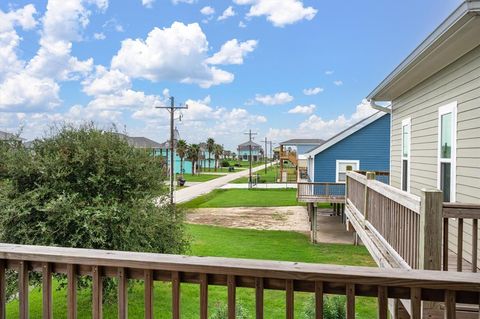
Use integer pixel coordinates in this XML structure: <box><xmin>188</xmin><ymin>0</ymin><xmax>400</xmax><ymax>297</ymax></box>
<box><xmin>1</xmin><ymin>244</ymin><xmax>479</xmax><ymax>319</ymax></box>
<box><xmin>443</xmin><ymin>203</ymin><xmax>480</xmax><ymax>273</ymax></box>
<box><xmin>297</xmin><ymin>182</ymin><xmax>345</xmax><ymax>203</ymax></box>
<box><xmin>345</xmin><ymin>171</ymin><xmax>425</xmax><ymax>270</ymax></box>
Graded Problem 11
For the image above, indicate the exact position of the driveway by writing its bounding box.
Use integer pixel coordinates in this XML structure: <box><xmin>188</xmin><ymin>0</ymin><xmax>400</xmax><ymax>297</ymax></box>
<box><xmin>174</xmin><ymin>162</ymin><xmax>275</xmax><ymax>203</ymax></box>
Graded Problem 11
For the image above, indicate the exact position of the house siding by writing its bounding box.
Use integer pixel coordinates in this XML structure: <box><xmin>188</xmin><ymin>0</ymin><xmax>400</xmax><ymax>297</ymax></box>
<box><xmin>390</xmin><ymin>44</ymin><xmax>480</xmax><ymax>266</ymax></box>
<box><xmin>313</xmin><ymin>113</ymin><xmax>390</xmax><ymax>182</ymax></box>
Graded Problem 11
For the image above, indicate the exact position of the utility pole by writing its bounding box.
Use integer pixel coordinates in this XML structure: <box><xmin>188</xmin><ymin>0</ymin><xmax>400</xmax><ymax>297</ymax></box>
<box><xmin>244</xmin><ymin>130</ymin><xmax>257</xmax><ymax>189</ymax></box>
<box><xmin>157</xmin><ymin>96</ymin><xmax>188</xmax><ymax>205</ymax></box>
<box><xmin>269</xmin><ymin>141</ymin><xmax>273</xmax><ymax>162</ymax></box>
<box><xmin>264</xmin><ymin>137</ymin><xmax>269</xmax><ymax>174</ymax></box>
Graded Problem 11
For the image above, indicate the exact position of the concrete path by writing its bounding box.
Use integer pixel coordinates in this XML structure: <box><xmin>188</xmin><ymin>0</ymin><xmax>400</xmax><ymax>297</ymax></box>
<box><xmin>174</xmin><ymin>162</ymin><xmax>275</xmax><ymax>203</ymax></box>
<box><xmin>221</xmin><ymin>183</ymin><xmax>297</xmax><ymax>189</ymax></box>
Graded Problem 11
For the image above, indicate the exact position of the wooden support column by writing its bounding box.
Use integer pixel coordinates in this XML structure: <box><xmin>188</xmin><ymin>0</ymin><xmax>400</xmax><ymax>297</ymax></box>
<box><xmin>419</xmin><ymin>189</ymin><xmax>443</xmax><ymax>317</ymax></box>
<box><xmin>363</xmin><ymin>172</ymin><xmax>376</xmax><ymax>227</ymax></box>
<box><xmin>311</xmin><ymin>204</ymin><xmax>318</xmax><ymax>244</ymax></box>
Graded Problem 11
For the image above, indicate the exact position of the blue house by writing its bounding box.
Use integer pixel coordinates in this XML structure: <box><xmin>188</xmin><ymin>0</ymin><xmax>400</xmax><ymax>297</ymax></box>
<box><xmin>237</xmin><ymin>141</ymin><xmax>263</xmax><ymax>161</ymax></box>
<box><xmin>299</xmin><ymin>112</ymin><xmax>390</xmax><ymax>202</ymax></box>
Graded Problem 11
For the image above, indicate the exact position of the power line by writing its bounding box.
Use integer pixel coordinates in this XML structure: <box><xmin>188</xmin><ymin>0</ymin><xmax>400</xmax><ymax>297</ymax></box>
<box><xmin>156</xmin><ymin>96</ymin><xmax>188</xmax><ymax>205</ymax></box>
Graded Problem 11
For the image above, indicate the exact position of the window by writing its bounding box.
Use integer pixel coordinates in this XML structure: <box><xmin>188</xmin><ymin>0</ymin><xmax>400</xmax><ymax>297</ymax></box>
<box><xmin>401</xmin><ymin>118</ymin><xmax>411</xmax><ymax>192</ymax></box>
<box><xmin>438</xmin><ymin>102</ymin><xmax>457</xmax><ymax>202</ymax></box>
<box><xmin>336</xmin><ymin>160</ymin><xmax>359</xmax><ymax>183</ymax></box>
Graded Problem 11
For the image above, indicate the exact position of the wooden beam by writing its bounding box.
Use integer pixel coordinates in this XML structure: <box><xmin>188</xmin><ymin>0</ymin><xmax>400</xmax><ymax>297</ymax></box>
<box><xmin>419</xmin><ymin>189</ymin><xmax>443</xmax><ymax>271</ymax></box>
<box><xmin>42</xmin><ymin>262</ymin><xmax>53</xmax><ymax>319</ymax></box>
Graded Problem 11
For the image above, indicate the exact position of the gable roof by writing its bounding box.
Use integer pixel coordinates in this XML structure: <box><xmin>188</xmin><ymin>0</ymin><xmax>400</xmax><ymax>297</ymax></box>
<box><xmin>0</xmin><ymin>130</ymin><xmax>24</xmax><ymax>141</ymax></box>
<box><xmin>368</xmin><ymin>0</ymin><xmax>480</xmax><ymax>101</ymax></box>
<box><xmin>304</xmin><ymin>112</ymin><xmax>387</xmax><ymax>158</ymax></box>
<box><xmin>280</xmin><ymin>139</ymin><xmax>325</xmax><ymax>146</ymax></box>
<box><xmin>116</xmin><ymin>133</ymin><xmax>163</xmax><ymax>148</ymax></box>
<box><xmin>237</xmin><ymin>140</ymin><xmax>261</xmax><ymax>148</ymax></box>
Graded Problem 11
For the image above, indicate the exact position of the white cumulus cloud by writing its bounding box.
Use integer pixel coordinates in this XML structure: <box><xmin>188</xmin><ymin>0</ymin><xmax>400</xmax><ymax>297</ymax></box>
<box><xmin>111</xmin><ymin>22</ymin><xmax>234</xmax><ymax>88</ymax></box>
<box><xmin>200</xmin><ymin>6</ymin><xmax>215</xmax><ymax>15</ymax></box>
<box><xmin>142</xmin><ymin>0</ymin><xmax>155</xmax><ymax>8</ymax></box>
<box><xmin>288</xmin><ymin>104</ymin><xmax>315</xmax><ymax>114</ymax></box>
<box><xmin>218</xmin><ymin>6</ymin><xmax>236</xmax><ymax>21</ymax></box>
<box><xmin>303</xmin><ymin>87</ymin><xmax>323</xmax><ymax>96</ymax></box>
<box><xmin>234</xmin><ymin>0</ymin><xmax>317</xmax><ymax>27</ymax></box>
<box><xmin>206</xmin><ymin>39</ymin><xmax>257</xmax><ymax>65</ymax></box>
<box><xmin>333</xmin><ymin>80</ymin><xmax>343</xmax><ymax>86</ymax></box>
<box><xmin>255</xmin><ymin>92</ymin><xmax>293</xmax><ymax>105</ymax></box>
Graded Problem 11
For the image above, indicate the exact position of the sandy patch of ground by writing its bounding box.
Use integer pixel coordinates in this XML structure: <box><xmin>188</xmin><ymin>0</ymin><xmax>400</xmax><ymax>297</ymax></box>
<box><xmin>187</xmin><ymin>206</ymin><xmax>310</xmax><ymax>232</ymax></box>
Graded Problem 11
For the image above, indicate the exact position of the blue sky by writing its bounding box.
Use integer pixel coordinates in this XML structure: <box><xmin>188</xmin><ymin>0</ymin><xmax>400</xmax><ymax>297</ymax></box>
<box><xmin>0</xmin><ymin>0</ymin><xmax>462</xmax><ymax>150</ymax></box>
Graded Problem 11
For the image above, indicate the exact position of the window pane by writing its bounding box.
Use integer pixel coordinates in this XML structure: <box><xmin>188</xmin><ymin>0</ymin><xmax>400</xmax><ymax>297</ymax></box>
<box><xmin>441</xmin><ymin>162</ymin><xmax>451</xmax><ymax>202</ymax></box>
<box><xmin>441</xmin><ymin>113</ymin><xmax>452</xmax><ymax>159</ymax></box>
<box><xmin>338</xmin><ymin>172</ymin><xmax>346</xmax><ymax>182</ymax></box>
<box><xmin>402</xmin><ymin>124</ymin><xmax>410</xmax><ymax>157</ymax></box>
<box><xmin>402</xmin><ymin>159</ymin><xmax>408</xmax><ymax>191</ymax></box>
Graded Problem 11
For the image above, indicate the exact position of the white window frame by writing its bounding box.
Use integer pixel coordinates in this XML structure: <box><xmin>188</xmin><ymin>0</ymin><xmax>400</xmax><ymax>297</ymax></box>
<box><xmin>401</xmin><ymin>118</ymin><xmax>411</xmax><ymax>193</ymax></box>
<box><xmin>437</xmin><ymin>101</ymin><xmax>457</xmax><ymax>203</ymax></box>
<box><xmin>335</xmin><ymin>160</ymin><xmax>360</xmax><ymax>183</ymax></box>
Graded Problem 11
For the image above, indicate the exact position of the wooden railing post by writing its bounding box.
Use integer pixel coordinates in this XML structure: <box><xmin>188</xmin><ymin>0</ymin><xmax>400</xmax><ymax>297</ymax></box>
<box><xmin>345</xmin><ymin>166</ymin><xmax>352</xmax><ymax>202</ymax></box>
<box><xmin>419</xmin><ymin>189</ymin><xmax>443</xmax><ymax>270</ymax></box>
<box><xmin>363</xmin><ymin>172</ymin><xmax>376</xmax><ymax>226</ymax></box>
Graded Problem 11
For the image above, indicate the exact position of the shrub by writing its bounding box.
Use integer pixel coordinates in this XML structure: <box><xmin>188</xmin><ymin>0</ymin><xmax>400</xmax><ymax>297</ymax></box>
<box><xmin>0</xmin><ymin>124</ymin><xmax>189</xmax><ymax>299</ymax></box>
<box><xmin>303</xmin><ymin>295</ymin><xmax>347</xmax><ymax>319</ymax></box>
<box><xmin>221</xmin><ymin>160</ymin><xmax>230</xmax><ymax>167</ymax></box>
<box><xmin>209</xmin><ymin>302</ymin><xmax>248</xmax><ymax>319</ymax></box>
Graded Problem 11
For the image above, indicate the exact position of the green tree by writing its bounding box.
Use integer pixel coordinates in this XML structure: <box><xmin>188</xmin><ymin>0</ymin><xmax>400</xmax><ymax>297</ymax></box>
<box><xmin>206</xmin><ymin>137</ymin><xmax>215</xmax><ymax>171</ymax></box>
<box><xmin>0</xmin><ymin>124</ymin><xmax>189</xmax><ymax>298</ymax></box>
<box><xmin>176</xmin><ymin>139</ymin><xmax>188</xmax><ymax>177</ymax></box>
<box><xmin>213</xmin><ymin>144</ymin><xmax>224</xmax><ymax>172</ymax></box>
<box><xmin>187</xmin><ymin>144</ymin><xmax>200</xmax><ymax>175</ymax></box>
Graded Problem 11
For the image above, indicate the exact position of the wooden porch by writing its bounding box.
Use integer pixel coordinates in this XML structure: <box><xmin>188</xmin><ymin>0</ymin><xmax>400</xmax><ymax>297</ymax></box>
<box><xmin>0</xmin><ymin>243</ymin><xmax>479</xmax><ymax>319</ymax></box>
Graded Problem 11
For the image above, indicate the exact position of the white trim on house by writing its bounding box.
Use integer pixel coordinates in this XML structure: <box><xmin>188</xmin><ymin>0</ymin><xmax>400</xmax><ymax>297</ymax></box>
<box><xmin>336</xmin><ymin>160</ymin><xmax>360</xmax><ymax>183</ymax></box>
<box><xmin>401</xmin><ymin>117</ymin><xmax>411</xmax><ymax>193</ymax></box>
<box><xmin>437</xmin><ymin>101</ymin><xmax>457</xmax><ymax>202</ymax></box>
<box><xmin>305</xmin><ymin>112</ymin><xmax>386</xmax><ymax>158</ymax></box>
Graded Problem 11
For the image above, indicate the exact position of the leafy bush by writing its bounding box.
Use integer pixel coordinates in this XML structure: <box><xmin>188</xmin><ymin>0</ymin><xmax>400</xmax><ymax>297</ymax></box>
<box><xmin>221</xmin><ymin>160</ymin><xmax>230</xmax><ymax>167</ymax></box>
<box><xmin>303</xmin><ymin>295</ymin><xmax>347</xmax><ymax>319</ymax></box>
<box><xmin>209</xmin><ymin>302</ymin><xmax>248</xmax><ymax>319</ymax></box>
<box><xmin>0</xmin><ymin>124</ymin><xmax>189</xmax><ymax>298</ymax></box>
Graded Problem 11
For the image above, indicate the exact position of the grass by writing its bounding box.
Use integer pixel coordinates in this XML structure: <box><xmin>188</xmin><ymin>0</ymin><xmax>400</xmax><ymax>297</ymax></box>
<box><xmin>228</xmin><ymin>160</ymin><xmax>266</xmax><ymax>168</ymax></box>
<box><xmin>177</xmin><ymin>173</ymin><xmax>224</xmax><ymax>182</ymax></box>
<box><xmin>231</xmin><ymin>165</ymin><xmax>296</xmax><ymax>184</ymax></box>
<box><xmin>7</xmin><ymin>225</ymin><xmax>376</xmax><ymax>318</ymax></box>
<box><xmin>180</xmin><ymin>188</ymin><xmax>301</xmax><ymax>208</ymax></box>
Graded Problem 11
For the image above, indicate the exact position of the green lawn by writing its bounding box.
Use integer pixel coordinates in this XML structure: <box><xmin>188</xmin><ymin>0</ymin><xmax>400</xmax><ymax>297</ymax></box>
<box><xmin>231</xmin><ymin>165</ymin><xmax>296</xmax><ymax>184</ymax></box>
<box><xmin>7</xmin><ymin>225</ymin><xmax>376</xmax><ymax>318</ymax></box>
<box><xmin>177</xmin><ymin>173</ymin><xmax>224</xmax><ymax>182</ymax></box>
<box><xmin>180</xmin><ymin>189</ymin><xmax>301</xmax><ymax>208</ymax></box>
<box><xmin>228</xmin><ymin>160</ymin><xmax>266</xmax><ymax>168</ymax></box>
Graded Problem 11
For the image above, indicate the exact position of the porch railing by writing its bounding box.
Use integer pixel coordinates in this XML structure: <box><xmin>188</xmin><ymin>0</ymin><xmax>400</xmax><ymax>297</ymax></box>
<box><xmin>1</xmin><ymin>244</ymin><xmax>479</xmax><ymax>319</ymax></box>
<box><xmin>443</xmin><ymin>203</ymin><xmax>480</xmax><ymax>272</ymax></box>
<box><xmin>297</xmin><ymin>182</ymin><xmax>345</xmax><ymax>203</ymax></box>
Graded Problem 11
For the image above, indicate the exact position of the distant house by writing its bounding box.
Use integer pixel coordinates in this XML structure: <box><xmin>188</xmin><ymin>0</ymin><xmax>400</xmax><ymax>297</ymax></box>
<box><xmin>0</xmin><ymin>130</ymin><xmax>24</xmax><ymax>143</ymax></box>
<box><xmin>304</xmin><ymin>112</ymin><xmax>390</xmax><ymax>184</ymax></box>
<box><xmin>367</xmin><ymin>1</ymin><xmax>480</xmax><ymax>267</ymax></box>
<box><xmin>237</xmin><ymin>141</ymin><xmax>263</xmax><ymax>162</ymax></box>
<box><xmin>279</xmin><ymin>139</ymin><xmax>325</xmax><ymax>181</ymax></box>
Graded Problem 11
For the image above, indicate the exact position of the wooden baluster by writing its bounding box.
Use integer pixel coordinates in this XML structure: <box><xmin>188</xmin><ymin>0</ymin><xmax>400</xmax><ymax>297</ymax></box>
<box><xmin>227</xmin><ymin>275</ymin><xmax>236</xmax><ymax>319</ymax></box>
<box><xmin>444</xmin><ymin>290</ymin><xmax>456</xmax><ymax>319</ymax></box>
<box><xmin>67</xmin><ymin>264</ymin><xmax>77</xmax><ymax>319</ymax></box>
<box><xmin>472</xmin><ymin>219</ymin><xmax>478</xmax><ymax>273</ymax></box>
<box><xmin>377</xmin><ymin>286</ymin><xmax>388</xmax><ymax>319</ymax></box>
<box><xmin>457</xmin><ymin>218</ymin><xmax>463</xmax><ymax>272</ymax></box>
<box><xmin>255</xmin><ymin>277</ymin><xmax>264</xmax><ymax>319</ymax></box>
<box><xmin>286</xmin><ymin>279</ymin><xmax>294</xmax><ymax>319</ymax></box>
<box><xmin>410</xmin><ymin>288</ymin><xmax>421</xmax><ymax>319</ymax></box>
<box><xmin>315</xmin><ymin>281</ymin><xmax>323</xmax><ymax>319</ymax></box>
<box><xmin>144</xmin><ymin>269</ymin><xmax>153</xmax><ymax>319</ymax></box>
<box><xmin>19</xmin><ymin>261</ymin><xmax>29</xmax><ymax>319</ymax></box>
<box><xmin>172</xmin><ymin>271</ymin><xmax>180</xmax><ymax>319</ymax></box>
<box><xmin>92</xmin><ymin>266</ymin><xmax>103</xmax><ymax>319</ymax></box>
<box><xmin>0</xmin><ymin>260</ymin><xmax>5</xmax><ymax>319</ymax></box>
<box><xmin>200</xmin><ymin>273</ymin><xmax>208</xmax><ymax>319</ymax></box>
<box><xmin>118</xmin><ymin>267</ymin><xmax>128</xmax><ymax>319</ymax></box>
<box><xmin>443</xmin><ymin>218</ymin><xmax>449</xmax><ymax>271</ymax></box>
<box><xmin>42</xmin><ymin>262</ymin><xmax>53</xmax><ymax>319</ymax></box>
<box><xmin>346</xmin><ymin>284</ymin><xmax>355</xmax><ymax>319</ymax></box>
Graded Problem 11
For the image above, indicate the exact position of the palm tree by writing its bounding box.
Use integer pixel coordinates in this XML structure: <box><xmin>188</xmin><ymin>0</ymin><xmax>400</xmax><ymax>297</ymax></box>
<box><xmin>213</xmin><ymin>144</ymin><xmax>224</xmax><ymax>172</ymax></box>
<box><xmin>187</xmin><ymin>144</ymin><xmax>200</xmax><ymax>175</ymax></box>
<box><xmin>206</xmin><ymin>137</ymin><xmax>215</xmax><ymax>171</ymax></box>
<box><xmin>176</xmin><ymin>139</ymin><xmax>187</xmax><ymax>177</ymax></box>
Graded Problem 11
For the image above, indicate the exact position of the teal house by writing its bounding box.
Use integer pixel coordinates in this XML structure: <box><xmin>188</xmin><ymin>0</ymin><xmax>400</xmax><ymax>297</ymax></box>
<box><xmin>237</xmin><ymin>140</ymin><xmax>263</xmax><ymax>161</ymax></box>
